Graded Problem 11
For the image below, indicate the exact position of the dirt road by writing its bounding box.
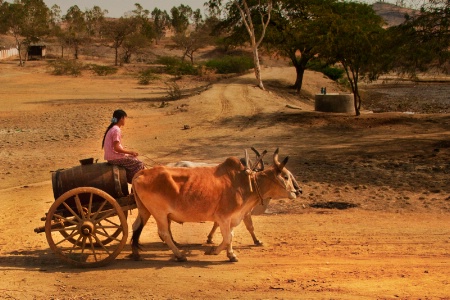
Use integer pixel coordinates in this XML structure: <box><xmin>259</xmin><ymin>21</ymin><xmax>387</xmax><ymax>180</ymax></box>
<box><xmin>0</xmin><ymin>61</ymin><xmax>449</xmax><ymax>299</ymax></box>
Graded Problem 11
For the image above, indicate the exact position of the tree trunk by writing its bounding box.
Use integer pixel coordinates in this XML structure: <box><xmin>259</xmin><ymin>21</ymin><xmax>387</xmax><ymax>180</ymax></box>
<box><xmin>293</xmin><ymin>66</ymin><xmax>305</xmax><ymax>93</ymax></box>
<box><xmin>252</xmin><ymin>47</ymin><xmax>264</xmax><ymax>90</ymax></box>
<box><xmin>114</xmin><ymin>47</ymin><xmax>119</xmax><ymax>66</ymax></box>
<box><xmin>18</xmin><ymin>47</ymin><xmax>25</xmax><ymax>66</ymax></box>
<box><xmin>74</xmin><ymin>43</ymin><xmax>79</xmax><ymax>60</ymax></box>
<box><xmin>342</xmin><ymin>62</ymin><xmax>361</xmax><ymax>116</ymax></box>
<box><xmin>289</xmin><ymin>50</ymin><xmax>313</xmax><ymax>93</ymax></box>
<box><xmin>353</xmin><ymin>70</ymin><xmax>361</xmax><ymax>116</ymax></box>
<box><xmin>233</xmin><ymin>0</ymin><xmax>272</xmax><ymax>91</ymax></box>
<box><xmin>353</xmin><ymin>93</ymin><xmax>361</xmax><ymax>116</ymax></box>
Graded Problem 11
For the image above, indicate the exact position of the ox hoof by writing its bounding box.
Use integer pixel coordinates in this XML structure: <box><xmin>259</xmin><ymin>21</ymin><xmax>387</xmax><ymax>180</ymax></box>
<box><xmin>127</xmin><ymin>253</ymin><xmax>142</xmax><ymax>261</ymax></box>
<box><xmin>176</xmin><ymin>256</ymin><xmax>187</xmax><ymax>262</ymax></box>
<box><xmin>254</xmin><ymin>240</ymin><xmax>264</xmax><ymax>246</ymax></box>
<box><xmin>206</xmin><ymin>238</ymin><xmax>214</xmax><ymax>244</ymax></box>
<box><xmin>228</xmin><ymin>256</ymin><xmax>239</xmax><ymax>262</ymax></box>
<box><xmin>205</xmin><ymin>246</ymin><xmax>216</xmax><ymax>255</ymax></box>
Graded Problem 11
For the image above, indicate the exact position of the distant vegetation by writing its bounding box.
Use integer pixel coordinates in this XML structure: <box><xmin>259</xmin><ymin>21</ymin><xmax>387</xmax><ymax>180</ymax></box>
<box><xmin>1</xmin><ymin>0</ymin><xmax>448</xmax><ymax>115</ymax></box>
<box><xmin>204</xmin><ymin>55</ymin><xmax>254</xmax><ymax>74</ymax></box>
<box><xmin>306</xmin><ymin>59</ymin><xmax>345</xmax><ymax>81</ymax></box>
<box><xmin>48</xmin><ymin>59</ymin><xmax>84</xmax><ymax>76</ymax></box>
<box><xmin>87</xmin><ymin>64</ymin><xmax>118</xmax><ymax>76</ymax></box>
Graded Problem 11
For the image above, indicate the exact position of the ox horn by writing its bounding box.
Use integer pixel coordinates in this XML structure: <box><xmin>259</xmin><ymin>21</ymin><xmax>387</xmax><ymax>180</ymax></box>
<box><xmin>245</xmin><ymin>149</ymin><xmax>250</xmax><ymax>169</ymax></box>
<box><xmin>251</xmin><ymin>147</ymin><xmax>266</xmax><ymax>171</ymax></box>
<box><xmin>244</xmin><ymin>149</ymin><xmax>253</xmax><ymax>192</ymax></box>
<box><xmin>273</xmin><ymin>148</ymin><xmax>289</xmax><ymax>171</ymax></box>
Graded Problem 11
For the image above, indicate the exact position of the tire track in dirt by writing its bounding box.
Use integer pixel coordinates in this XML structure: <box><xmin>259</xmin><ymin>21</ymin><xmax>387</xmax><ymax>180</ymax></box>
<box><xmin>209</xmin><ymin>77</ymin><xmax>261</xmax><ymax>131</ymax></box>
<box><xmin>219</xmin><ymin>84</ymin><xmax>231</xmax><ymax>116</ymax></box>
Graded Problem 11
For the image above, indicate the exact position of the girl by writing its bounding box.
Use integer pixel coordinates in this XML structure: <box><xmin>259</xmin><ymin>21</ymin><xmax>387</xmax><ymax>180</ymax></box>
<box><xmin>102</xmin><ymin>109</ymin><xmax>145</xmax><ymax>183</ymax></box>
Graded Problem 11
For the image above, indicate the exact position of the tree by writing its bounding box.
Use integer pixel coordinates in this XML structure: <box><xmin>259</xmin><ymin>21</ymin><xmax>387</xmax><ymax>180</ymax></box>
<box><xmin>121</xmin><ymin>32</ymin><xmax>151</xmax><ymax>63</ymax></box>
<box><xmin>85</xmin><ymin>6</ymin><xmax>108</xmax><ymax>38</ymax></box>
<box><xmin>102</xmin><ymin>17</ymin><xmax>138</xmax><ymax>65</ymax></box>
<box><xmin>170</xmin><ymin>4</ymin><xmax>193</xmax><ymax>34</ymax></box>
<box><xmin>0</xmin><ymin>0</ymin><xmax>7</xmax><ymax>34</ymax></box>
<box><xmin>321</xmin><ymin>2</ymin><xmax>386</xmax><ymax>116</ymax></box>
<box><xmin>48</xmin><ymin>4</ymin><xmax>65</xmax><ymax>57</ymax></box>
<box><xmin>388</xmin><ymin>0</ymin><xmax>450</xmax><ymax>75</ymax></box>
<box><xmin>131</xmin><ymin>3</ymin><xmax>155</xmax><ymax>42</ymax></box>
<box><xmin>63</xmin><ymin>5</ymin><xmax>88</xmax><ymax>59</ymax></box>
<box><xmin>169</xmin><ymin>5</ymin><xmax>212</xmax><ymax>64</ymax></box>
<box><xmin>208</xmin><ymin>0</ymin><xmax>273</xmax><ymax>90</ymax></box>
<box><xmin>151</xmin><ymin>8</ymin><xmax>171</xmax><ymax>44</ymax></box>
<box><xmin>265</xmin><ymin>0</ymin><xmax>336</xmax><ymax>92</ymax></box>
<box><xmin>172</xmin><ymin>22</ymin><xmax>213</xmax><ymax>64</ymax></box>
<box><xmin>0</xmin><ymin>0</ymin><xmax>50</xmax><ymax>66</ymax></box>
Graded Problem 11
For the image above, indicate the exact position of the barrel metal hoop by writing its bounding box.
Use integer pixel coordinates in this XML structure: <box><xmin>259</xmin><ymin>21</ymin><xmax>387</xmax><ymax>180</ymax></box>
<box><xmin>112</xmin><ymin>165</ymin><xmax>124</xmax><ymax>198</ymax></box>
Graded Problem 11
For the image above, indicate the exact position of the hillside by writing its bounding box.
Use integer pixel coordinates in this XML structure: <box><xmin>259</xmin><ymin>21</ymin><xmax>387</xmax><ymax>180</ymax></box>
<box><xmin>372</xmin><ymin>1</ymin><xmax>418</xmax><ymax>26</ymax></box>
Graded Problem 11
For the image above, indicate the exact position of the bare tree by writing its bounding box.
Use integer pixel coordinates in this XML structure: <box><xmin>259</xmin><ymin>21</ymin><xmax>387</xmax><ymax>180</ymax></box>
<box><xmin>209</xmin><ymin>0</ymin><xmax>272</xmax><ymax>90</ymax></box>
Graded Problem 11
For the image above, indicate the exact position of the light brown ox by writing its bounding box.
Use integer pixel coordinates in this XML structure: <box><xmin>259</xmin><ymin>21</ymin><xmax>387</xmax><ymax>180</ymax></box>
<box><xmin>131</xmin><ymin>149</ymin><xmax>299</xmax><ymax>262</ymax></box>
<box><xmin>167</xmin><ymin>147</ymin><xmax>271</xmax><ymax>246</ymax></box>
<box><xmin>169</xmin><ymin>160</ymin><xmax>302</xmax><ymax>246</ymax></box>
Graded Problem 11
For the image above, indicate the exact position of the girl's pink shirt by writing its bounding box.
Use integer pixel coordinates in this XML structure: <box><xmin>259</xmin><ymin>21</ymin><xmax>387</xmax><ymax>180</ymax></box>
<box><xmin>104</xmin><ymin>125</ymin><xmax>126</xmax><ymax>160</ymax></box>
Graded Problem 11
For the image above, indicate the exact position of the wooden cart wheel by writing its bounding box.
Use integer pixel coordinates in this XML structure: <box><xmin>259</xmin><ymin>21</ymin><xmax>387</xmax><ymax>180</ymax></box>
<box><xmin>59</xmin><ymin>210</ymin><xmax>128</xmax><ymax>247</ymax></box>
<box><xmin>45</xmin><ymin>187</ymin><xmax>128</xmax><ymax>267</ymax></box>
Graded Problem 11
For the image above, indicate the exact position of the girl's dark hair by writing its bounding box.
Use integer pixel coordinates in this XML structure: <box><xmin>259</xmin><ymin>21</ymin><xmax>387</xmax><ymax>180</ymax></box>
<box><xmin>102</xmin><ymin>109</ymin><xmax>127</xmax><ymax>149</ymax></box>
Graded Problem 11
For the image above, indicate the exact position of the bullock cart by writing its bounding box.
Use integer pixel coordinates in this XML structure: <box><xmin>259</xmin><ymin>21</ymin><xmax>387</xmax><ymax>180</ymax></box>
<box><xmin>34</xmin><ymin>160</ymin><xmax>136</xmax><ymax>267</ymax></box>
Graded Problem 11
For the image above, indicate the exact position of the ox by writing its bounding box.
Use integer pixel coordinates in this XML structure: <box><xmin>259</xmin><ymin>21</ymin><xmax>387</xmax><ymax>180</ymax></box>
<box><xmin>131</xmin><ymin>149</ymin><xmax>299</xmax><ymax>262</ymax></box>
<box><xmin>167</xmin><ymin>148</ymin><xmax>270</xmax><ymax>246</ymax></box>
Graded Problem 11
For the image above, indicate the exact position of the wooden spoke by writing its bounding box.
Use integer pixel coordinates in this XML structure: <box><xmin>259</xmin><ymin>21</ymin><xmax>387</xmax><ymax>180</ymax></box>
<box><xmin>62</xmin><ymin>201</ymin><xmax>82</xmax><ymax>222</ymax></box>
<box><xmin>54</xmin><ymin>229</ymin><xmax>79</xmax><ymax>246</ymax></box>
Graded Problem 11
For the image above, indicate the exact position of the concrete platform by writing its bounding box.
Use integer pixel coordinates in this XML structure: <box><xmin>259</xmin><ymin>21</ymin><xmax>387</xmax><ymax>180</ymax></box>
<box><xmin>315</xmin><ymin>93</ymin><xmax>355</xmax><ymax>113</ymax></box>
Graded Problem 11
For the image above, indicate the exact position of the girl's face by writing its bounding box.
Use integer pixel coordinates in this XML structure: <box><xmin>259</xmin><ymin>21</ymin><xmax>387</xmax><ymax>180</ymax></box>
<box><xmin>117</xmin><ymin>116</ymin><xmax>126</xmax><ymax>127</ymax></box>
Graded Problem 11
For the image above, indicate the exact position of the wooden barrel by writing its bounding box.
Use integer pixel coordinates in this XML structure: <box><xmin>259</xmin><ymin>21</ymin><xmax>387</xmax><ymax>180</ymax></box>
<box><xmin>51</xmin><ymin>163</ymin><xmax>129</xmax><ymax>200</ymax></box>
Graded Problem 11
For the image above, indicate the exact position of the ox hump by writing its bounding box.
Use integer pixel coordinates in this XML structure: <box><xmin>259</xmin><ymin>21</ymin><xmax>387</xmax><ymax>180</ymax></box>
<box><xmin>216</xmin><ymin>157</ymin><xmax>244</xmax><ymax>174</ymax></box>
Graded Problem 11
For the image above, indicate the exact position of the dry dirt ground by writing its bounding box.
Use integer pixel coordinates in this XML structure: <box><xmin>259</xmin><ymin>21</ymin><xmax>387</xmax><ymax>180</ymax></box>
<box><xmin>0</xmin><ymin>59</ymin><xmax>449</xmax><ymax>299</ymax></box>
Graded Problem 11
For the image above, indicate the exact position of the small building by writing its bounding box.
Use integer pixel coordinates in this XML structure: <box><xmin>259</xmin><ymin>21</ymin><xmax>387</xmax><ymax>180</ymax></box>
<box><xmin>27</xmin><ymin>44</ymin><xmax>46</xmax><ymax>60</ymax></box>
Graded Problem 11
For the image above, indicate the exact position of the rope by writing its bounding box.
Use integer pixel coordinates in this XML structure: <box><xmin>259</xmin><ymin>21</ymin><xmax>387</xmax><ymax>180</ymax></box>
<box><xmin>140</xmin><ymin>154</ymin><xmax>163</xmax><ymax>168</ymax></box>
<box><xmin>246</xmin><ymin>169</ymin><xmax>265</xmax><ymax>205</ymax></box>
<box><xmin>252</xmin><ymin>172</ymin><xmax>265</xmax><ymax>205</ymax></box>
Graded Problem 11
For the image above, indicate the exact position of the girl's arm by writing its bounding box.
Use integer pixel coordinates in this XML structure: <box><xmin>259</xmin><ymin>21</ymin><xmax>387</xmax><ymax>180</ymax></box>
<box><xmin>113</xmin><ymin>141</ymin><xmax>138</xmax><ymax>157</ymax></box>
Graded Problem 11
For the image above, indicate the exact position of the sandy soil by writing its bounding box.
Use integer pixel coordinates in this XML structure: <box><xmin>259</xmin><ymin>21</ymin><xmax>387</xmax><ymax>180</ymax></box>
<box><xmin>0</xmin><ymin>59</ymin><xmax>449</xmax><ymax>299</ymax></box>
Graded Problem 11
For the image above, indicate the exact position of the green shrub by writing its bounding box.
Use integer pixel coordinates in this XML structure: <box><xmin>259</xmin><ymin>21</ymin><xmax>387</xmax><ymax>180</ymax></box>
<box><xmin>137</xmin><ymin>68</ymin><xmax>159</xmax><ymax>85</ymax></box>
<box><xmin>165</xmin><ymin>81</ymin><xmax>182</xmax><ymax>100</ymax></box>
<box><xmin>156</xmin><ymin>56</ymin><xmax>198</xmax><ymax>76</ymax></box>
<box><xmin>48</xmin><ymin>59</ymin><xmax>84</xmax><ymax>76</ymax></box>
<box><xmin>88</xmin><ymin>64</ymin><xmax>118</xmax><ymax>76</ymax></box>
<box><xmin>204</xmin><ymin>55</ymin><xmax>254</xmax><ymax>74</ymax></box>
<box><xmin>306</xmin><ymin>59</ymin><xmax>345</xmax><ymax>81</ymax></box>
<box><xmin>322</xmin><ymin>66</ymin><xmax>345</xmax><ymax>81</ymax></box>
<box><xmin>156</xmin><ymin>56</ymin><xmax>180</xmax><ymax>66</ymax></box>
<box><xmin>176</xmin><ymin>62</ymin><xmax>198</xmax><ymax>75</ymax></box>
